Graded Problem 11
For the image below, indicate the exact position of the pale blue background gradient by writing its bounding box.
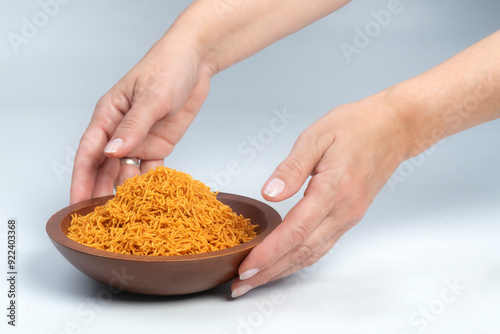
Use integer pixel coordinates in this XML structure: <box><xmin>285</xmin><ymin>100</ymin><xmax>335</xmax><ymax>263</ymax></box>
<box><xmin>1</xmin><ymin>1</ymin><xmax>499</xmax><ymax>333</ymax></box>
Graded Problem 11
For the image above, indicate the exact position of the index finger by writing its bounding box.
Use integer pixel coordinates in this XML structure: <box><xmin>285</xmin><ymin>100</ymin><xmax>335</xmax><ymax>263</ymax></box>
<box><xmin>237</xmin><ymin>178</ymin><xmax>334</xmax><ymax>280</ymax></box>
<box><xmin>70</xmin><ymin>124</ymin><xmax>109</xmax><ymax>204</ymax></box>
<box><xmin>70</xmin><ymin>89</ymin><xmax>132</xmax><ymax>204</ymax></box>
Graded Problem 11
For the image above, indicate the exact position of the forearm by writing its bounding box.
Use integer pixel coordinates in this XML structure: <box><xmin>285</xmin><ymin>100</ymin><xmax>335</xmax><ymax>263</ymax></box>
<box><xmin>158</xmin><ymin>0</ymin><xmax>351</xmax><ymax>74</ymax></box>
<box><xmin>389</xmin><ymin>30</ymin><xmax>500</xmax><ymax>158</ymax></box>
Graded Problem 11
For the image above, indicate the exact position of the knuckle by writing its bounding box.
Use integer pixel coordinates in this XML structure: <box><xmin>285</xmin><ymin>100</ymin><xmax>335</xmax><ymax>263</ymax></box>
<box><xmin>96</xmin><ymin>113</ymin><xmax>119</xmax><ymax>136</ymax></box>
<box><xmin>289</xmin><ymin>223</ymin><xmax>310</xmax><ymax>247</ymax></box>
<box><xmin>302</xmin><ymin>251</ymin><xmax>323</xmax><ymax>268</ymax></box>
<box><xmin>306</xmin><ymin>174</ymin><xmax>335</xmax><ymax>197</ymax></box>
<box><xmin>289</xmin><ymin>244</ymin><xmax>314</xmax><ymax>265</ymax></box>
<box><xmin>95</xmin><ymin>94</ymin><xmax>111</xmax><ymax>110</ymax></box>
<box><xmin>296</xmin><ymin>129</ymin><xmax>313</xmax><ymax>144</ymax></box>
<box><xmin>259</xmin><ymin>271</ymin><xmax>275</xmax><ymax>285</ymax></box>
<box><xmin>78</xmin><ymin>136</ymin><xmax>99</xmax><ymax>157</ymax></box>
<box><xmin>278</xmin><ymin>157</ymin><xmax>307</xmax><ymax>180</ymax></box>
<box><xmin>95</xmin><ymin>92</ymin><xmax>128</xmax><ymax>115</ymax></box>
<box><xmin>340</xmin><ymin>190</ymin><xmax>370</xmax><ymax>224</ymax></box>
<box><xmin>297</xmin><ymin>127</ymin><xmax>318</xmax><ymax>145</ymax></box>
<box><xmin>346</xmin><ymin>203</ymin><xmax>368</xmax><ymax>223</ymax></box>
<box><xmin>93</xmin><ymin>95</ymin><xmax>130</xmax><ymax>135</ymax></box>
<box><xmin>257</xmin><ymin>268</ymin><xmax>274</xmax><ymax>284</ymax></box>
<box><xmin>119</xmin><ymin>116</ymin><xmax>142</xmax><ymax>133</ymax></box>
<box><xmin>297</xmin><ymin>127</ymin><xmax>331</xmax><ymax>152</ymax></box>
<box><xmin>75</xmin><ymin>145</ymin><xmax>102</xmax><ymax>171</ymax></box>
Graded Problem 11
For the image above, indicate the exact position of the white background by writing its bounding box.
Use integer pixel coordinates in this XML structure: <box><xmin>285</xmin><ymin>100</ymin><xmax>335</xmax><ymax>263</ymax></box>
<box><xmin>1</xmin><ymin>0</ymin><xmax>499</xmax><ymax>333</ymax></box>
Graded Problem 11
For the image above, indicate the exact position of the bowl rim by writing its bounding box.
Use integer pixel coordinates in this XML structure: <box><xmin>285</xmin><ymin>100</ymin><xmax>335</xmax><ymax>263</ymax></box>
<box><xmin>46</xmin><ymin>193</ymin><xmax>281</xmax><ymax>263</ymax></box>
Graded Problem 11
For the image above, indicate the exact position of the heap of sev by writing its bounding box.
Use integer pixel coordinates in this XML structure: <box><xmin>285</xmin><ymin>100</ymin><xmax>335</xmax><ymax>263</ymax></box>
<box><xmin>67</xmin><ymin>167</ymin><xmax>257</xmax><ymax>256</ymax></box>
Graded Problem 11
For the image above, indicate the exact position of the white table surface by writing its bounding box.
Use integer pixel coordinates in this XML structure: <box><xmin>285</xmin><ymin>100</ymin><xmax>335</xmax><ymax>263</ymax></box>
<box><xmin>1</xmin><ymin>1</ymin><xmax>499</xmax><ymax>333</ymax></box>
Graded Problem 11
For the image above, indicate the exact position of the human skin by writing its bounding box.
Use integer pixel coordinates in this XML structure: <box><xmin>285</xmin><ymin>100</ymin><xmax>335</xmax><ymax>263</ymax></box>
<box><xmin>232</xmin><ymin>30</ymin><xmax>500</xmax><ymax>297</ymax></box>
<box><xmin>70</xmin><ymin>0</ymin><xmax>352</xmax><ymax>201</ymax></box>
<box><xmin>69</xmin><ymin>0</ymin><xmax>500</xmax><ymax>298</ymax></box>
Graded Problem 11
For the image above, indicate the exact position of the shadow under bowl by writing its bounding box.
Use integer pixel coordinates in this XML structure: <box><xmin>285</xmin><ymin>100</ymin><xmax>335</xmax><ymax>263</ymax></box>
<box><xmin>46</xmin><ymin>193</ymin><xmax>281</xmax><ymax>295</ymax></box>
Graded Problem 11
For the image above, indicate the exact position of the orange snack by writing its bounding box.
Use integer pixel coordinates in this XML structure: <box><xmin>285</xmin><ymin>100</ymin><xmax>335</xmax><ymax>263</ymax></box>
<box><xmin>67</xmin><ymin>167</ymin><xmax>257</xmax><ymax>256</ymax></box>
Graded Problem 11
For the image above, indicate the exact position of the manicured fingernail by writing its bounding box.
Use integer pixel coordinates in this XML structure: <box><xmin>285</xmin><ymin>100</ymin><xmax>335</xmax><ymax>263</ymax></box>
<box><xmin>239</xmin><ymin>268</ymin><xmax>259</xmax><ymax>280</ymax></box>
<box><xmin>104</xmin><ymin>138</ymin><xmax>123</xmax><ymax>154</ymax></box>
<box><xmin>231</xmin><ymin>285</ymin><xmax>252</xmax><ymax>298</ymax></box>
<box><xmin>263</xmin><ymin>178</ymin><xmax>285</xmax><ymax>197</ymax></box>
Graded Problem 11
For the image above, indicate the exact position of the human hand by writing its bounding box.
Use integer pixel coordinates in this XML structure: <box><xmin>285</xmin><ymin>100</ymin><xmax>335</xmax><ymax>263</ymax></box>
<box><xmin>231</xmin><ymin>91</ymin><xmax>413</xmax><ymax>297</ymax></box>
<box><xmin>230</xmin><ymin>29</ymin><xmax>500</xmax><ymax>297</ymax></box>
<box><xmin>70</xmin><ymin>37</ymin><xmax>213</xmax><ymax>204</ymax></box>
<box><xmin>69</xmin><ymin>0</ymin><xmax>354</xmax><ymax>205</ymax></box>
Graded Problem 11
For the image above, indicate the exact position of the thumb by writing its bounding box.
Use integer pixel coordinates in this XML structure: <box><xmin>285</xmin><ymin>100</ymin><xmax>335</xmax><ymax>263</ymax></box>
<box><xmin>262</xmin><ymin>131</ymin><xmax>333</xmax><ymax>202</ymax></box>
<box><xmin>103</xmin><ymin>101</ymin><xmax>164</xmax><ymax>158</ymax></box>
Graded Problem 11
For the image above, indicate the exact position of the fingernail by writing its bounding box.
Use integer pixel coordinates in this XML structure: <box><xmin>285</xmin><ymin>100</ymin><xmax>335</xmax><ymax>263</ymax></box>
<box><xmin>104</xmin><ymin>138</ymin><xmax>123</xmax><ymax>154</ymax></box>
<box><xmin>231</xmin><ymin>285</ymin><xmax>252</xmax><ymax>298</ymax></box>
<box><xmin>263</xmin><ymin>178</ymin><xmax>285</xmax><ymax>197</ymax></box>
<box><xmin>239</xmin><ymin>268</ymin><xmax>259</xmax><ymax>280</ymax></box>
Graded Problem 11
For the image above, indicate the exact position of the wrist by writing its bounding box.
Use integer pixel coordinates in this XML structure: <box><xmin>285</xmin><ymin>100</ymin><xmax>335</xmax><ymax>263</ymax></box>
<box><xmin>354</xmin><ymin>87</ymin><xmax>419</xmax><ymax>164</ymax></box>
<box><xmin>381</xmin><ymin>31</ymin><xmax>500</xmax><ymax>160</ymax></box>
<box><xmin>382</xmin><ymin>82</ymin><xmax>444</xmax><ymax>160</ymax></box>
<box><xmin>159</xmin><ymin>0</ymin><xmax>353</xmax><ymax>77</ymax></box>
<box><xmin>156</xmin><ymin>1</ymin><xmax>240</xmax><ymax>77</ymax></box>
<box><xmin>151</xmin><ymin>28</ymin><xmax>215</xmax><ymax>77</ymax></box>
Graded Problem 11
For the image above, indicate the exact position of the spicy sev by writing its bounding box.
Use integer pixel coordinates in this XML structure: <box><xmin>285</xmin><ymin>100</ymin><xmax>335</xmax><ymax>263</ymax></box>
<box><xmin>67</xmin><ymin>167</ymin><xmax>257</xmax><ymax>256</ymax></box>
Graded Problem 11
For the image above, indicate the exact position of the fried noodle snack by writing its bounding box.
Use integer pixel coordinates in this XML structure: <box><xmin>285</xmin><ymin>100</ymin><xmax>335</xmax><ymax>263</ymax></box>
<box><xmin>68</xmin><ymin>167</ymin><xmax>257</xmax><ymax>256</ymax></box>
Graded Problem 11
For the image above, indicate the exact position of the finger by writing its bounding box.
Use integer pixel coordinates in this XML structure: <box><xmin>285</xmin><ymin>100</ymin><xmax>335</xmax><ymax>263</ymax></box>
<box><xmin>104</xmin><ymin>91</ymin><xmax>169</xmax><ymax>159</ymax></box>
<box><xmin>124</xmin><ymin>113</ymin><xmax>192</xmax><ymax>159</ymax></box>
<box><xmin>123</xmin><ymin>73</ymin><xmax>211</xmax><ymax>159</ymax></box>
<box><xmin>140</xmin><ymin>159</ymin><xmax>164</xmax><ymax>174</ymax></box>
<box><xmin>70</xmin><ymin>91</ymin><xmax>131</xmax><ymax>204</ymax></box>
<box><xmin>269</xmin><ymin>229</ymin><xmax>346</xmax><ymax>282</ymax></box>
<box><xmin>261</xmin><ymin>215</ymin><xmax>342</xmax><ymax>283</ymax></box>
<box><xmin>231</xmin><ymin>232</ymin><xmax>344</xmax><ymax>298</ymax></box>
<box><xmin>70</xmin><ymin>126</ymin><xmax>109</xmax><ymax>204</ymax></box>
<box><xmin>91</xmin><ymin>158</ymin><xmax>120</xmax><ymax>198</ymax></box>
<box><xmin>231</xmin><ymin>214</ymin><xmax>342</xmax><ymax>297</ymax></box>
<box><xmin>238</xmin><ymin>176</ymin><xmax>335</xmax><ymax>280</ymax></box>
<box><xmin>262</xmin><ymin>126</ymin><xmax>335</xmax><ymax>202</ymax></box>
<box><xmin>115</xmin><ymin>163</ymin><xmax>141</xmax><ymax>189</ymax></box>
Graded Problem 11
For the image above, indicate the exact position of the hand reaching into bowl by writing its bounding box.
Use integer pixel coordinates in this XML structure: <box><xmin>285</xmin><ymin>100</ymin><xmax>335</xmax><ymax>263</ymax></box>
<box><xmin>70</xmin><ymin>0</ymin><xmax>351</xmax><ymax>205</ymax></box>
<box><xmin>70</xmin><ymin>0</ymin><xmax>500</xmax><ymax>298</ymax></box>
<box><xmin>69</xmin><ymin>37</ymin><xmax>212</xmax><ymax>203</ymax></box>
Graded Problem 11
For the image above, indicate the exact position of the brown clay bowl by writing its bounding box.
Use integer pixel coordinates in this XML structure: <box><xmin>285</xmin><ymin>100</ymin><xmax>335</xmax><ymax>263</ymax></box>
<box><xmin>46</xmin><ymin>193</ymin><xmax>281</xmax><ymax>295</ymax></box>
